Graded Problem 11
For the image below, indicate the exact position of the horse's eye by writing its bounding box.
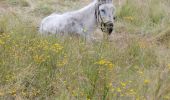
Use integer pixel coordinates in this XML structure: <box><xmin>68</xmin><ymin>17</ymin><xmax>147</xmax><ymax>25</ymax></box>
<box><xmin>101</xmin><ymin>9</ymin><xmax>105</xmax><ymax>14</ymax></box>
<box><xmin>113</xmin><ymin>16</ymin><xmax>116</xmax><ymax>20</ymax></box>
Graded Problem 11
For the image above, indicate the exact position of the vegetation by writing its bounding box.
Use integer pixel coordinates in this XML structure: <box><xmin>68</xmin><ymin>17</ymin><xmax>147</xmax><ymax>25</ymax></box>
<box><xmin>0</xmin><ymin>0</ymin><xmax>170</xmax><ymax>99</ymax></box>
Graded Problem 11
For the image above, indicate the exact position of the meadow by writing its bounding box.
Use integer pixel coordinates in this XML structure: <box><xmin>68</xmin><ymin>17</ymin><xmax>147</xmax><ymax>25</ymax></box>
<box><xmin>0</xmin><ymin>0</ymin><xmax>170</xmax><ymax>100</ymax></box>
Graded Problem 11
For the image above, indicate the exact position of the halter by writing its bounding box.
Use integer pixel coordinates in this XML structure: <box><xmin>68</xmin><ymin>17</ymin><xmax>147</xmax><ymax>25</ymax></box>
<box><xmin>95</xmin><ymin>2</ymin><xmax>105</xmax><ymax>32</ymax></box>
<box><xmin>95</xmin><ymin>3</ymin><xmax>104</xmax><ymax>31</ymax></box>
<box><xmin>95</xmin><ymin>2</ymin><xmax>114</xmax><ymax>34</ymax></box>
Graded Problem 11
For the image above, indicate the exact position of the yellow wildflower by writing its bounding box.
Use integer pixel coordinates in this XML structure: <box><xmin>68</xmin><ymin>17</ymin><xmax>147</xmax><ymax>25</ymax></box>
<box><xmin>168</xmin><ymin>64</ymin><xmax>170</xmax><ymax>70</ymax></box>
<box><xmin>163</xmin><ymin>95</ymin><xmax>170</xmax><ymax>99</ymax></box>
<box><xmin>120</xmin><ymin>82</ymin><xmax>126</xmax><ymax>88</ymax></box>
<box><xmin>9</xmin><ymin>89</ymin><xmax>17</xmax><ymax>96</ymax></box>
<box><xmin>32</xmin><ymin>89</ymin><xmax>40</xmax><ymax>96</ymax></box>
<box><xmin>134</xmin><ymin>65</ymin><xmax>139</xmax><ymax>69</ymax></box>
<box><xmin>108</xmin><ymin>83</ymin><xmax>112</xmax><ymax>87</ymax></box>
<box><xmin>136</xmin><ymin>96</ymin><xmax>140</xmax><ymax>100</ymax></box>
<box><xmin>137</xmin><ymin>70</ymin><xmax>144</xmax><ymax>75</ymax></box>
<box><xmin>0</xmin><ymin>40</ymin><xmax>5</xmax><ymax>45</ymax></box>
<box><xmin>80</xmin><ymin>92</ymin><xmax>84</xmax><ymax>96</ymax></box>
<box><xmin>129</xmin><ymin>89</ymin><xmax>135</xmax><ymax>92</ymax></box>
<box><xmin>117</xmin><ymin>88</ymin><xmax>121</xmax><ymax>93</ymax></box>
<box><xmin>5</xmin><ymin>74</ymin><xmax>15</xmax><ymax>82</ymax></box>
<box><xmin>144</xmin><ymin>79</ymin><xmax>150</xmax><ymax>84</ymax></box>
<box><xmin>21</xmin><ymin>91</ymin><xmax>27</xmax><ymax>96</ymax></box>
<box><xmin>139</xmin><ymin>41</ymin><xmax>147</xmax><ymax>49</ymax></box>
<box><xmin>128</xmin><ymin>80</ymin><xmax>132</xmax><ymax>83</ymax></box>
<box><xmin>97</xmin><ymin>59</ymin><xmax>106</xmax><ymax>65</ymax></box>
<box><xmin>96</xmin><ymin>59</ymin><xmax>114</xmax><ymax>69</ymax></box>
<box><xmin>57</xmin><ymin>56</ymin><xmax>68</xmax><ymax>67</ymax></box>
<box><xmin>128</xmin><ymin>89</ymin><xmax>136</xmax><ymax>95</ymax></box>
<box><xmin>120</xmin><ymin>93</ymin><xmax>124</xmax><ymax>97</ymax></box>
<box><xmin>0</xmin><ymin>91</ymin><xmax>4</xmax><ymax>96</ymax></box>
<box><xmin>33</xmin><ymin>55</ymin><xmax>46</xmax><ymax>63</ymax></box>
<box><xmin>72</xmin><ymin>90</ymin><xmax>78</xmax><ymax>97</ymax></box>
<box><xmin>50</xmin><ymin>43</ymin><xmax>63</xmax><ymax>53</ymax></box>
<box><xmin>108</xmin><ymin>63</ymin><xmax>114</xmax><ymax>69</ymax></box>
<box><xmin>111</xmin><ymin>87</ymin><xmax>115</xmax><ymax>92</ymax></box>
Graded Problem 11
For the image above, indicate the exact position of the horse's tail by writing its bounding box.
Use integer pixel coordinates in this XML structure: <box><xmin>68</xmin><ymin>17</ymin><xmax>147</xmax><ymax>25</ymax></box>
<box><xmin>39</xmin><ymin>22</ymin><xmax>44</xmax><ymax>34</ymax></box>
<box><xmin>36</xmin><ymin>26</ymin><xmax>40</xmax><ymax>32</ymax></box>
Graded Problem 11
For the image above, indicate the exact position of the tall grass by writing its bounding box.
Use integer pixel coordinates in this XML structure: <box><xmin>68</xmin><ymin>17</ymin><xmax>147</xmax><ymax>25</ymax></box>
<box><xmin>7</xmin><ymin>0</ymin><xmax>29</xmax><ymax>7</ymax></box>
<box><xmin>116</xmin><ymin>0</ymin><xmax>170</xmax><ymax>34</ymax></box>
<box><xmin>0</xmin><ymin>0</ymin><xmax>170</xmax><ymax>99</ymax></box>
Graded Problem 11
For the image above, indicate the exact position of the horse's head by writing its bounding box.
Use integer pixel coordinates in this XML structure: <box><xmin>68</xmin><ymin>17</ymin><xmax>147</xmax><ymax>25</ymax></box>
<box><xmin>96</xmin><ymin>0</ymin><xmax>116</xmax><ymax>35</ymax></box>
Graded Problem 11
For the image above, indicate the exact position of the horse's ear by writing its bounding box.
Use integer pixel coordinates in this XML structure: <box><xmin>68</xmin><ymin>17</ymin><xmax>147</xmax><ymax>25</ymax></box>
<box><xmin>106</xmin><ymin>0</ymin><xmax>113</xmax><ymax>3</ymax></box>
<box><xmin>97</xmin><ymin>0</ymin><xmax>106</xmax><ymax>2</ymax></box>
<box><xmin>97</xmin><ymin>0</ymin><xmax>112</xmax><ymax>3</ymax></box>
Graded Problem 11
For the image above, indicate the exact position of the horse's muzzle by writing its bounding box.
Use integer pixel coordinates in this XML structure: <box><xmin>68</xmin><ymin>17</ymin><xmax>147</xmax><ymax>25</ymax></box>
<box><xmin>103</xmin><ymin>22</ymin><xmax>113</xmax><ymax>35</ymax></box>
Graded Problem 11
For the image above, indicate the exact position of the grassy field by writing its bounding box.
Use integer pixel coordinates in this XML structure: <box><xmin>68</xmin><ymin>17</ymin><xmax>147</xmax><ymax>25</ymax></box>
<box><xmin>0</xmin><ymin>0</ymin><xmax>170</xmax><ymax>100</ymax></box>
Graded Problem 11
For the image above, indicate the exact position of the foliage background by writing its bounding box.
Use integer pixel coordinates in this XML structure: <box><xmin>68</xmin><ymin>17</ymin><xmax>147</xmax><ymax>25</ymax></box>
<box><xmin>0</xmin><ymin>0</ymin><xmax>170</xmax><ymax>99</ymax></box>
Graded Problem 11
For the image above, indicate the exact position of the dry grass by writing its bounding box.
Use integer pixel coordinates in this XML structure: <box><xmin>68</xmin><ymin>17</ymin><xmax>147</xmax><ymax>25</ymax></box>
<box><xmin>0</xmin><ymin>0</ymin><xmax>170</xmax><ymax>100</ymax></box>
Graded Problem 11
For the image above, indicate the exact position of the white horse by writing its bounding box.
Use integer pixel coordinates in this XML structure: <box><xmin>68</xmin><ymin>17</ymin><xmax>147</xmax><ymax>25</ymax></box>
<box><xmin>39</xmin><ymin>0</ymin><xmax>116</xmax><ymax>40</ymax></box>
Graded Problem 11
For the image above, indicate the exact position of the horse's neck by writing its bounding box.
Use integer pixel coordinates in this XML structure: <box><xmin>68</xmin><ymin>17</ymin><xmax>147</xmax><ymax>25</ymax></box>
<box><xmin>76</xmin><ymin>1</ymin><xmax>96</xmax><ymax>14</ymax></box>
<box><xmin>73</xmin><ymin>1</ymin><xmax>97</xmax><ymax>26</ymax></box>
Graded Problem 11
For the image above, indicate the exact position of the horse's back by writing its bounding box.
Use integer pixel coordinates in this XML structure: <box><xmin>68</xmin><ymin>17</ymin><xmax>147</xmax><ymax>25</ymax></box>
<box><xmin>39</xmin><ymin>13</ymin><xmax>71</xmax><ymax>34</ymax></box>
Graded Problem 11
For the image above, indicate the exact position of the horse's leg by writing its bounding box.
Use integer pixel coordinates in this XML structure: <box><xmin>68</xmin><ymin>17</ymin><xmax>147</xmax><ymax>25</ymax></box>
<box><xmin>79</xmin><ymin>29</ymin><xmax>93</xmax><ymax>42</ymax></box>
<box><xmin>71</xmin><ymin>23</ymin><xmax>89</xmax><ymax>40</ymax></box>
